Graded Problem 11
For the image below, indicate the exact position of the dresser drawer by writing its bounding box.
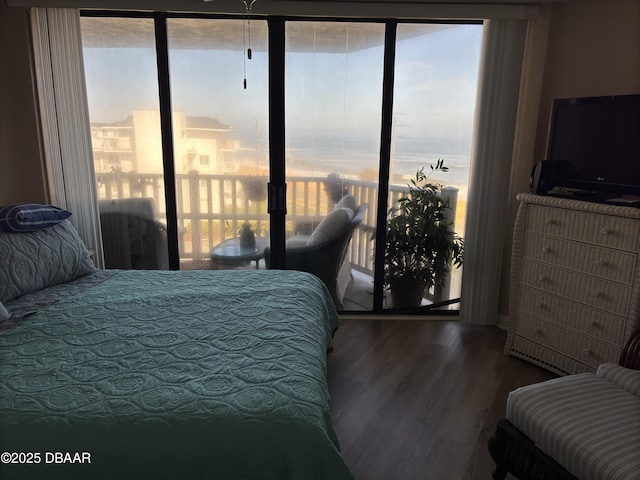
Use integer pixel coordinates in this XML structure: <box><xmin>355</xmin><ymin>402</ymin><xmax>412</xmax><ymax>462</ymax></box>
<box><xmin>523</xmin><ymin>233</ymin><xmax>637</xmax><ymax>285</ymax></box>
<box><xmin>517</xmin><ymin>286</ymin><xmax>625</xmax><ymax>345</ymax></box>
<box><xmin>520</xmin><ymin>260</ymin><xmax>631</xmax><ymax>317</ymax></box>
<box><xmin>527</xmin><ymin>205</ymin><xmax>640</xmax><ymax>252</ymax></box>
<box><xmin>514</xmin><ymin>313</ymin><xmax>620</xmax><ymax>369</ymax></box>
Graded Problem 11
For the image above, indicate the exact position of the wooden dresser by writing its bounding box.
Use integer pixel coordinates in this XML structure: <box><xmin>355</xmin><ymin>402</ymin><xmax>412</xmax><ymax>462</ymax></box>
<box><xmin>505</xmin><ymin>193</ymin><xmax>640</xmax><ymax>375</ymax></box>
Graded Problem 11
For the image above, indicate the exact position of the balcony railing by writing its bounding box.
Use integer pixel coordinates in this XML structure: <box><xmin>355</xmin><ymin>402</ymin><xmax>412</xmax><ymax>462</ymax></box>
<box><xmin>96</xmin><ymin>171</ymin><xmax>459</xmax><ymax>301</ymax></box>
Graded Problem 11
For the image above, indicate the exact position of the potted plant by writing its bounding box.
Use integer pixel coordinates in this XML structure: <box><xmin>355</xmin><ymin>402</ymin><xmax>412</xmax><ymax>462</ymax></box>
<box><xmin>241</xmin><ymin>176</ymin><xmax>267</xmax><ymax>202</ymax></box>
<box><xmin>225</xmin><ymin>221</ymin><xmax>264</xmax><ymax>249</ymax></box>
<box><xmin>383</xmin><ymin>159</ymin><xmax>464</xmax><ymax>309</ymax></box>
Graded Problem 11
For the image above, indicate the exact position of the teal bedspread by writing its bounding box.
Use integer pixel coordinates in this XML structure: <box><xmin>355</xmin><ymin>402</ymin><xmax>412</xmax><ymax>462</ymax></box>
<box><xmin>0</xmin><ymin>270</ymin><xmax>352</xmax><ymax>480</ymax></box>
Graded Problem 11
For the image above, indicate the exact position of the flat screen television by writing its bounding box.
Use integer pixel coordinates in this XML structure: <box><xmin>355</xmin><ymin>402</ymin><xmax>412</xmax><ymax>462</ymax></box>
<box><xmin>545</xmin><ymin>93</ymin><xmax>640</xmax><ymax>198</ymax></box>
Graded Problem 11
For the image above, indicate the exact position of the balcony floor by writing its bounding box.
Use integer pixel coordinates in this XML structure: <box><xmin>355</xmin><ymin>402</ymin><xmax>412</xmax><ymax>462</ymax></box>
<box><xmin>342</xmin><ymin>270</ymin><xmax>375</xmax><ymax>311</ymax></box>
<box><xmin>180</xmin><ymin>259</ymin><xmax>458</xmax><ymax>313</ymax></box>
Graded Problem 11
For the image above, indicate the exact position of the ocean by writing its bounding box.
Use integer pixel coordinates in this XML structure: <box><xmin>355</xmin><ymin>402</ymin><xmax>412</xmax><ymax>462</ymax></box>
<box><xmin>283</xmin><ymin>132</ymin><xmax>472</xmax><ymax>187</ymax></box>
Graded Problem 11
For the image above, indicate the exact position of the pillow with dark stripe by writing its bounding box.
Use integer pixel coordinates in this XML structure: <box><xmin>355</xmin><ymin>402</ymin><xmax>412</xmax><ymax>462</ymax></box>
<box><xmin>0</xmin><ymin>204</ymin><xmax>71</xmax><ymax>232</ymax></box>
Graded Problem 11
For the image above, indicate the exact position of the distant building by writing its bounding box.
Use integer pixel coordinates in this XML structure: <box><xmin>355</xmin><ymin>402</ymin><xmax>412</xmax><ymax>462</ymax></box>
<box><xmin>91</xmin><ymin>110</ymin><xmax>237</xmax><ymax>174</ymax></box>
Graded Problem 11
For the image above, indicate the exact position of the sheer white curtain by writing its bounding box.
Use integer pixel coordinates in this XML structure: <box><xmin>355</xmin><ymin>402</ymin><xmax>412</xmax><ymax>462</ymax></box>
<box><xmin>31</xmin><ymin>8</ymin><xmax>104</xmax><ymax>267</ymax></box>
<box><xmin>460</xmin><ymin>19</ymin><xmax>528</xmax><ymax>325</ymax></box>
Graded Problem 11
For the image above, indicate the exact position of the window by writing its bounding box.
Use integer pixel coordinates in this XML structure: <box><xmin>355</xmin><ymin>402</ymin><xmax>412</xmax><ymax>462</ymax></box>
<box><xmin>166</xmin><ymin>18</ymin><xmax>269</xmax><ymax>265</ymax></box>
<box><xmin>389</xmin><ymin>23</ymin><xmax>482</xmax><ymax>308</ymax></box>
<box><xmin>80</xmin><ymin>13</ymin><xmax>482</xmax><ymax>313</ymax></box>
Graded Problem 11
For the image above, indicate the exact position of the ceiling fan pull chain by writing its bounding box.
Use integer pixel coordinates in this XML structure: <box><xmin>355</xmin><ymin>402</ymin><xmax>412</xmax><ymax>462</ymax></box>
<box><xmin>242</xmin><ymin>0</ymin><xmax>257</xmax><ymax>88</ymax></box>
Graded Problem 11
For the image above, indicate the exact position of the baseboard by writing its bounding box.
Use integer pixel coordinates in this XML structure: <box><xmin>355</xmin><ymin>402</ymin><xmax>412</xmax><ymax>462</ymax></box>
<box><xmin>338</xmin><ymin>313</ymin><xmax>459</xmax><ymax>321</ymax></box>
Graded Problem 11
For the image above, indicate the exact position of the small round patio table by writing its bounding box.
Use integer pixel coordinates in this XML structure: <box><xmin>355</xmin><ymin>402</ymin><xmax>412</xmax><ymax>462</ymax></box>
<box><xmin>210</xmin><ymin>237</ymin><xmax>269</xmax><ymax>269</ymax></box>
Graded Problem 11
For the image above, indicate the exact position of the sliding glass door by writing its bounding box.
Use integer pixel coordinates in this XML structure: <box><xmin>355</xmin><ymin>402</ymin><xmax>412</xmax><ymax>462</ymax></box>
<box><xmin>80</xmin><ymin>12</ymin><xmax>481</xmax><ymax>313</ymax></box>
<box><xmin>284</xmin><ymin>21</ymin><xmax>385</xmax><ymax>309</ymax></box>
<box><xmin>166</xmin><ymin>18</ymin><xmax>270</xmax><ymax>270</ymax></box>
<box><xmin>81</xmin><ymin>16</ymin><xmax>170</xmax><ymax>270</ymax></box>
<box><xmin>386</xmin><ymin>23</ymin><xmax>482</xmax><ymax>310</ymax></box>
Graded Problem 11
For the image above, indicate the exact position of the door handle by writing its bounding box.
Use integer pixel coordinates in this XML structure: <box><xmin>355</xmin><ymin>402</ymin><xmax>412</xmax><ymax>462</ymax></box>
<box><xmin>267</xmin><ymin>183</ymin><xmax>287</xmax><ymax>213</ymax></box>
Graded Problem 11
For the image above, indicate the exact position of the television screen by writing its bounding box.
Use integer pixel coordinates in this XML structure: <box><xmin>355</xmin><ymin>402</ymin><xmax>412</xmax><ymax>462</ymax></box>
<box><xmin>546</xmin><ymin>93</ymin><xmax>640</xmax><ymax>195</ymax></box>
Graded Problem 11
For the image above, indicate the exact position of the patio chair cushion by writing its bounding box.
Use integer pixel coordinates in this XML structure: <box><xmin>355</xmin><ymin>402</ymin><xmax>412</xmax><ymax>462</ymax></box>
<box><xmin>306</xmin><ymin>208</ymin><xmax>354</xmax><ymax>247</ymax></box>
<box><xmin>99</xmin><ymin>197</ymin><xmax>158</xmax><ymax>220</ymax></box>
<box><xmin>336</xmin><ymin>194</ymin><xmax>357</xmax><ymax>213</ymax></box>
<box><xmin>286</xmin><ymin>235</ymin><xmax>310</xmax><ymax>249</ymax></box>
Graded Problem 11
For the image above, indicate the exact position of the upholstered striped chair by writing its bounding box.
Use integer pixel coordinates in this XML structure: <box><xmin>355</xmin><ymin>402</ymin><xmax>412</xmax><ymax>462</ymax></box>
<box><xmin>489</xmin><ymin>329</ymin><xmax>640</xmax><ymax>480</ymax></box>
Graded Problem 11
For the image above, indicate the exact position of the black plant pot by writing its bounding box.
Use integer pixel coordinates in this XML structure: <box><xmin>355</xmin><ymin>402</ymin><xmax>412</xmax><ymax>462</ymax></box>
<box><xmin>389</xmin><ymin>277</ymin><xmax>425</xmax><ymax>309</ymax></box>
<box><xmin>239</xmin><ymin>224</ymin><xmax>256</xmax><ymax>249</ymax></box>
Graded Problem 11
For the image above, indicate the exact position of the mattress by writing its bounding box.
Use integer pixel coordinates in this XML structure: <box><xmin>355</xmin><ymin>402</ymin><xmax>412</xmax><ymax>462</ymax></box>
<box><xmin>0</xmin><ymin>269</ymin><xmax>352</xmax><ymax>480</ymax></box>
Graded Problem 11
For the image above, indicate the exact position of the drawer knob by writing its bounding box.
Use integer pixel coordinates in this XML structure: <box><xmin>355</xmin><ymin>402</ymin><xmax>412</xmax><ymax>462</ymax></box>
<box><xmin>541</xmin><ymin>246</ymin><xmax>551</xmax><ymax>254</ymax></box>
<box><xmin>591</xmin><ymin>290</ymin><xmax>601</xmax><ymax>298</ymax></box>
<box><xmin>538</xmin><ymin>301</ymin><xmax>546</xmax><ymax>309</ymax></box>
<box><xmin>600</xmin><ymin>228</ymin><xmax>610</xmax><ymax>236</ymax></box>
<box><xmin>595</xmin><ymin>259</ymin><xmax>607</xmax><ymax>268</ymax></box>
<box><xmin>544</xmin><ymin>218</ymin><xmax>554</xmax><ymax>226</ymax></box>
<box><xmin>537</xmin><ymin>274</ymin><xmax>547</xmax><ymax>282</ymax></box>
<box><xmin>583</xmin><ymin>348</ymin><xmax>593</xmax><ymax>357</ymax></box>
<box><xmin>535</xmin><ymin>328</ymin><xmax>543</xmax><ymax>335</ymax></box>
<box><xmin>589</xmin><ymin>320</ymin><xmax>599</xmax><ymax>328</ymax></box>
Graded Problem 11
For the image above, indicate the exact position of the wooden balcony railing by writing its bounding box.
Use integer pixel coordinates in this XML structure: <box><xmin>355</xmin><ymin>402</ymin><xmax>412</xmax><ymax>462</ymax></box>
<box><xmin>96</xmin><ymin>171</ymin><xmax>458</xmax><ymax>283</ymax></box>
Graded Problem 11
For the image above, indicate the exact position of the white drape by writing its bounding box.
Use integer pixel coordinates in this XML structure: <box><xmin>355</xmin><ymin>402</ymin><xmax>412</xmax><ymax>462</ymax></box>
<box><xmin>460</xmin><ymin>19</ymin><xmax>528</xmax><ymax>325</ymax></box>
<box><xmin>30</xmin><ymin>8</ymin><xmax>104</xmax><ymax>267</ymax></box>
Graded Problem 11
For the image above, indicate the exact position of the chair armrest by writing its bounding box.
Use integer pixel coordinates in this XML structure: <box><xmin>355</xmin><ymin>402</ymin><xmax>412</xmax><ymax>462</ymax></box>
<box><xmin>619</xmin><ymin>328</ymin><xmax>640</xmax><ymax>370</ymax></box>
<box><xmin>265</xmin><ymin>241</ymin><xmax>341</xmax><ymax>278</ymax></box>
<box><xmin>597</xmin><ymin>363</ymin><xmax>640</xmax><ymax>396</ymax></box>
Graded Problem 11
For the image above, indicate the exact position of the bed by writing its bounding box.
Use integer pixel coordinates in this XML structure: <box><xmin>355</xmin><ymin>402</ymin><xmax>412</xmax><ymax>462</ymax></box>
<box><xmin>0</xmin><ymin>206</ymin><xmax>353</xmax><ymax>480</ymax></box>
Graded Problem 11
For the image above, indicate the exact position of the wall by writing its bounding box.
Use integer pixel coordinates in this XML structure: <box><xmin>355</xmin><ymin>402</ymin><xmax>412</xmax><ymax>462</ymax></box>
<box><xmin>0</xmin><ymin>3</ymin><xmax>48</xmax><ymax>205</ymax></box>
<box><xmin>3</xmin><ymin>1</ymin><xmax>640</xmax><ymax>319</ymax></box>
<box><xmin>497</xmin><ymin>0</ymin><xmax>640</xmax><ymax>320</ymax></box>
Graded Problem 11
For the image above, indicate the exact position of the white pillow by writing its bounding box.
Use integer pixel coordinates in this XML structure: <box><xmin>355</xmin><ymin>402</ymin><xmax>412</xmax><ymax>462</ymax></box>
<box><xmin>306</xmin><ymin>208</ymin><xmax>354</xmax><ymax>247</ymax></box>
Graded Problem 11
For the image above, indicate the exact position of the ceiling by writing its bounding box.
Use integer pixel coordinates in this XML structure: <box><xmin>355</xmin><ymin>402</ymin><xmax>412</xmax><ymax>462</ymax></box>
<box><xmin>81</xmin><ymin>16</ymin><xmax>460</xmax><ymax>52</ymax></box>
<box><xmin>79</xmin><ymin>0</ymin><xmax>575</xmax><ymax>50</ymax></box>
<box><xmin>12</xmin><ymin>0</ymin><xmax>574</xmax><ymax>20</ymax></box>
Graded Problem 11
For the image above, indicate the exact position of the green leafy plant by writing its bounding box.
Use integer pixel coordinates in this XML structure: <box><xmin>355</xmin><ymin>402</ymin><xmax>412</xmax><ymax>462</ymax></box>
<box><xmin>383</xmin><ymin>159</ymin><xmax>464</xmax><ymax>300</ymax></box>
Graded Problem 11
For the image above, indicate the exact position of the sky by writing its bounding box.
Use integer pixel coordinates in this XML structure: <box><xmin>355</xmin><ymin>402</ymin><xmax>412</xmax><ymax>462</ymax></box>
<box><xmin>82</xmin><ymin>19</ymin><xmax>483</xmax><ymax>141</ymax></box>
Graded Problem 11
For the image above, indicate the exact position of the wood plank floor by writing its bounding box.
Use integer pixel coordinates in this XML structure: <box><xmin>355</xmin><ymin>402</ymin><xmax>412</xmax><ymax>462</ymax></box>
<box><xmin>327</xmin><ymin>319</ymin><xmax>555</xmax><ymax>480</ymax></box>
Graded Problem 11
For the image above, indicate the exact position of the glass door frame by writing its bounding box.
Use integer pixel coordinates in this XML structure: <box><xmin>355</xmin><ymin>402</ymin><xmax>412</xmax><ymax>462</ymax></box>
<box><xmin>154</xmin><ymin>14</ymin><xmax>181</xmax><ymax>270</ymax></box>
<box><xmin>373</xmin><ymin>20</ymin><xmax>397</xmax><ymax>312</ymax></box>
<box><xmin>81</xmin><ymin>10</ymin><xmax>479</xmax><ymax>315</ymax></box>
<box><xmin>267</xmin><ymin>17</ymin><xmax>287</xmax><ymax>268</ymax></box>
